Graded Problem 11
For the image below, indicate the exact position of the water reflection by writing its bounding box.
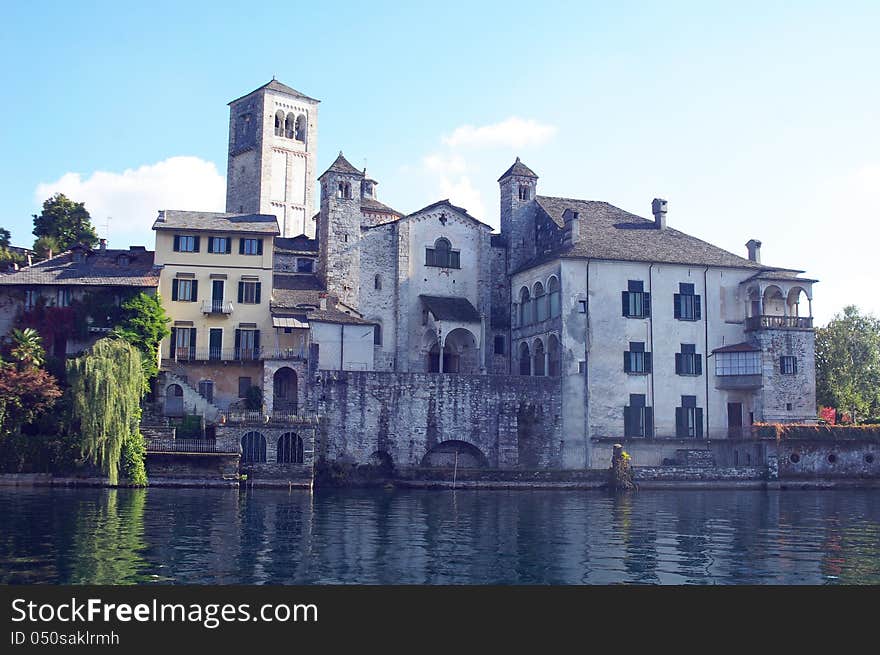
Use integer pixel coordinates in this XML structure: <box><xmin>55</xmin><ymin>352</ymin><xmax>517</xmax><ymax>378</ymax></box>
<box><xmin>1</xmin><ymin>488</ymin><xmax>878</xmax><ymax>584</ymax></box>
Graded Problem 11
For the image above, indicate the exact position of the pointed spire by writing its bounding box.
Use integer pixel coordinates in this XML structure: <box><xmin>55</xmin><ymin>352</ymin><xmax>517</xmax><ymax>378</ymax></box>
<box><xmin>498</xmin><ymin>157</ymin><xmax>538</xmax><ymax>182</ymax></box>
<box><xmin>319</xmin><ymin>151</ymin><xmax>365</xmax><ymax>180</ymax></box>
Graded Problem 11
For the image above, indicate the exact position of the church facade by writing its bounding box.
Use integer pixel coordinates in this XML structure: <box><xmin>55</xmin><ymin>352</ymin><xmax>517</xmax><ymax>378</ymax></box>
<box><xmin>153</xmin><ymin>79</ymin><xmax>818</xmax><ymax>471</ymax></box>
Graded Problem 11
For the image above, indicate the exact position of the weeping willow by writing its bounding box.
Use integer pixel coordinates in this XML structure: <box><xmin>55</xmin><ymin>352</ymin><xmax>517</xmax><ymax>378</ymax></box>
<box><xmin>67</xmin><ymin>338</ymin><xmax>147</xmax><ymax>486</ymax></box>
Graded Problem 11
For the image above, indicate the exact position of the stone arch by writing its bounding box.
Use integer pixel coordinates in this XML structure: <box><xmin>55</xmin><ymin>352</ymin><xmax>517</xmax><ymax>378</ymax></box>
<box><xmin>164</xmin><ymin>383</ymin><xmax>184</xmax><ymax>416</ymax></box>
<box><xmin>519</xmin><ymin>286</ymin><xmax>532</xmax><ymax>325</ymax></box>
<box><xmin>273</xmin><ymin>367</ymin><xmax>298</xmax><ymax>413</ymax></box>
<box><xmin>533</xmin><ymin>281</ymin><xmax>547</xmax><ymax>321</ymax></box>
<box><xmin>548</xmin><ymin>275</ymin><xmax>560</xmax><ymax>317</ymax></box>
<box><xmin>547</xmin><ymin>333</ymin><xmax>561</xmax><ymax>376</ymax></box>
<box><xmin>274</xmin><ymin>110</ymin><xmax>285</xmax><ymax>137</ymax></box>
<box><xmin>763</xmin><ymin>285</ymin><xmax>785</xmax><ymax>316</ymax></box>
<box><xmin>420</xmin><ymin>440</ymin><xmax>488</xmax><ymax>468</ymax></box>
<box><xmin>519</xmin><ymin>341</ymin><xmax>531</xmax><ymax>376</ymax></box>
<box><xmin>295</xmin><ymin>114</ymin><xmax>306</xmax><ymax>141</ymax></box>
<box><xmin>532</xmin><ymin>337</ymin><xmax>545</xmax><ymax>376</ymax></box>
<box><xmin>241</xmin><ymin>431</ymin><xmax>267</xmax><ymax>463</ymax></box>
<box><xmin>285</xmin><ymin>112</ymin><xmax>295</xmax><ymax>139</ymax></box>
<box><xmin>787</xmin><ymin>286</ymin><xmax>809</xmax><ymax>317</ymax></box>
<box><xmin>428</xmin><ymin>327</ymin><xmax>479</xmax><ymax>373</ymax></box>
<box><xmin>277</xmin><ymin>432</ymin><xmax>304</xmax><ymax>464</ymax></box>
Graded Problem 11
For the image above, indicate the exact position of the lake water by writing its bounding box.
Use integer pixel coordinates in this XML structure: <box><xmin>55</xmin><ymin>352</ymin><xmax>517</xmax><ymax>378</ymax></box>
<box><xmin>1</xmin><ymin>487</ymin><xmax>878</xmax><ymax>584</ymax></box>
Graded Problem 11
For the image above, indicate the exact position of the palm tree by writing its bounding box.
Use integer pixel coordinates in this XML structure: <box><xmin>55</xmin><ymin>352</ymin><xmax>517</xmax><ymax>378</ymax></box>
<box><xmin>11</xmin><ymin>327</ymin><xmax>45</xmax><ymax>368</ymax></box>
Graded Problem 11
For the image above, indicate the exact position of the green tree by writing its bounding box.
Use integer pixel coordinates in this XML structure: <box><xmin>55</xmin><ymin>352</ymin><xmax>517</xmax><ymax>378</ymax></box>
<box><xmin>67</xmin><ymin>338</ymin><xmax>147</xmax><ymax>485</ymax></box>
<box><xmin>32</xmin><ymin>193</ymin><xmax>99</xmax><ymax>252</ymax></box>
<box><xmin>10</xmin><ymin>327</ymin><xmax>46</xmax><ymax>368</ymax></box>
<box><xmin>0</xmin><ymin>227</ymin><xmax>10</xmax><ymax>248</ymax></box>
<box><xmin>0</xmin><ymin>361</ymin><xmax>62</xmax><ymax>440</ymax></box>
<box><xmin>815</xmin><ymin>305</ymin><xmax>880</xmax><ymax>423</ymax></box>
<box><xmin>111</xmin><ymin>292</ymin><xmax>171</xmax><ymax>391</ymax></box>
<box><xmin>32</xmin><ymin>235</ymin><xmax>61</xmax><ymax>261</ymax></box>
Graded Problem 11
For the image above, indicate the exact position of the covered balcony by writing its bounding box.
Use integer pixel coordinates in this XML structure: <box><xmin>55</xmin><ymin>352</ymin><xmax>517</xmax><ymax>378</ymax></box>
<box><xmin>743</xmin><ymin>279</ymin><xmax>815</xmax><ymax>332</ymax></box>
<box><xmin>712</xmin><ymin>343</ymin><xmax>762</xmax><ymax>390</ymax></box>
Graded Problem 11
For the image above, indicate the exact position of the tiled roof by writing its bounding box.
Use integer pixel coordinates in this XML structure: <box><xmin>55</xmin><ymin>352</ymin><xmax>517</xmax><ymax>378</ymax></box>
<box><xmin>528</xmin><ymin>196</ymin><xmax>768</xmax><ymax>271</ymax></box>
<box><xmin>361</xmin><ymin>197</ymin><xmax>403</xmax><ymax>216</ymax></box>
<box><xmin>712</xmin><ymin>342</ymin><xmax>761</xmax><ymax>353</ymax></box>
<box><xmin>498</xmin><ymin>157</ymin><xmax>538</xmax><ymax>182</ymax></box>
<box><xmin>152</xmin><ymin>210</ymin><xmax>280</xmax><ymax>235</ymax></box>
<box><xmin>274</xmin><ymin>236</ymin><xmax>318</xmax><ymax>254</ymax></box>
<box><xmin>420</xmin><ymin>295</ymin><xmax>482</xmax><ymax>323</ymax></box>
<box><xmin>229</xmin><ymin>79</ymin><xmax>319</xmax><ymax>105</ymax></box>
<box><xmin>270</xmin><ymin>274</ymin><xmax>373</xmax><ymax>325</ymax></box>
<box><xmin>409</xmin><ymin>199</ymin><xmax>493</xmax><ymax>229</ymax></box>
<box><xmin>318</xmin><ymin>152</ymin><xmax>364</xmax><ymax>179</ymax></box>
<box><xmin>0</xmin><ymin>247</ymin><xmax>159</xmax><ymax>287</ymax></box>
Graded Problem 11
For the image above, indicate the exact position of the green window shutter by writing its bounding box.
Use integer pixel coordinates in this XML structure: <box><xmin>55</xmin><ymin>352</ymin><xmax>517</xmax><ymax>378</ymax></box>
<box><xmin>239</xmin><ymin>238</ymin><xmax>245</xmax><ymax>255</ymax></box>
<box><xmin>622</xmin><ymin>291</ymin><xmax>629</xmax><ymax>317</ymax></box>
<box><xmin>695</xmin><ymin>295</ymin><xmax>702</xmax><ymax>319</ymax></box>
<box><xmin>257</xmin><ymin>239</ymin><xmax>264</xmax><ymax>255</ymax></box>
<box><xmin>191</xmin><ymin>280</ymin><xmax>198</xmax><ymax>302</ymax></box>
<box><xmin>623</xmin><ymin>406</ymin><xmax>632</xmax><ymax>437</ymax></box>
<box><xmin>254</xmin><ymin>330</ymin><xmax>260</xmax><ymax>356</ymax></box>
<box><xmin>675</xmin><ymin>407</ymin><xmax>685</xmax><ymax>437</ymax></box>
<box><xmin>793</xmin><ymin>358</ymin><xmax>798</xmax><ymax>374</ymax></box>
<box><xmin>255</xmin><ymin>282</ymin><xmax>261</xmax><ymax>304</ymax></box>
<box><xmin>695</xmin><ymin>354</ymin><xmax>702</xmax><ymax>376</ymax></box>
<box><xmin>643</xmin><ymin>292</ymin><xmax>651</xmax><ymax>317</ymax></box>
<box><xmin>645</xmin><ymin>408</ymin><xmax>654</xmax><ymax>437</ymax></box>
<box><xmin>695</xmin><ymin>408</ymin><xmax>704</xmax><ymax>438</ymax></box>
<box><xmin>673</xmin><ymin>294</ymin><xmax>681</xmax><ymax>319</ymax></box>
<box><xmin>173</xmin><ymin>235</ymin><xmax>180</xmax><ymax>252</ymax></box>
<box><xmin>189</xmin><ymin>328</ymin><xmax>197</xmax><ymax>359</ymax></box>
<box><xmin>234</xmin><ymin>329</ymin><xmax>241</xmax><ymax>358</ymax></box>
<box><xmin>644</xmin><ymin>352</ymin><xmax>652</xmax><ymax>373</ymax></box>
<box><xmin>225</xmin><ymin>237</ymin><xmax>232</xmax><ymax>254</ymax></box>
<box><xmin>171</xmin><ymin>279</ymin><xmax>179</xmax><ymax>301</ymax></box>
<box><xmin>192</xmin><ymin>236</ymin><xmax>200</xmax><ymax>252</ymax></box>
<box><xmin>238</xmin><ymin>282</ymin><xmax>244</xmax><ymax>303</ymax></box>
<box><xmin>623</xmin><ymin>352</ymin><xmax>631</xmax><ymax>373</ymax></box>
<box><xmin>169</xmin><ymin>327</ymin><xmax>177</xmax><ymax>356</ymax></box>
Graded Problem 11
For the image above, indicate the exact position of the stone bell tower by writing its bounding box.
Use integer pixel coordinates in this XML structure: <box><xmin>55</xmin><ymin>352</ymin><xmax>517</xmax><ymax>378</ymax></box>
<box><xmin>225</xmin><ymin>79</ymin><xmax>320</xmax><ymax>237</ymax></box>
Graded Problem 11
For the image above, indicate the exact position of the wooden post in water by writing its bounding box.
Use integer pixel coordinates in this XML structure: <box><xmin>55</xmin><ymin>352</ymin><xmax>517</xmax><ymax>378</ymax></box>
<box><xmin>452</xmin><ymin>448</ymin><xmax>459</xmax><ymax>490</ymax></box>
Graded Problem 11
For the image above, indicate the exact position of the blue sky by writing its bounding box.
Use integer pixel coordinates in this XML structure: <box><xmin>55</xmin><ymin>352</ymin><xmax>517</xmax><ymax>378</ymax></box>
<box><xmin>1</xmin><ymin>0</ymin><xmax>878</xmax><ymax>325</ymax></box>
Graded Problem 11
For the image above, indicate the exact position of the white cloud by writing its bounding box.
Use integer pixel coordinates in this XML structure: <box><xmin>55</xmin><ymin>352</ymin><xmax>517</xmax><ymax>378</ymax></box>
<box><xmin>34</xmin><ymin>156</ymin><xmax>225</xmax><ymax>248</ymax></box>
<box><xmin>442</xmin><ymin>117</ymin><xmax>557</xmax><ymax>149</ymax></box>
<box><xmin>439</xmin><ymin>175</ymin><xmax>487</xmax><ymax>220</ymax></box>
<box><xmin>423</xmin><ymin>153</ymin><xmax>468</xmax><ymax>175</ymax></box>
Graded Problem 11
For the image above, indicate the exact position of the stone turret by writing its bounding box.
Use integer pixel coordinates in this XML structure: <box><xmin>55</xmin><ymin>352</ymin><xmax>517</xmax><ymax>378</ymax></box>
<box><xmin>499</xmin><ymin>157</ymin><xmax>538</xmax><ymax>272</ymax></box>
<box><xmin>317</xmin><ymin>152</ymin><xmax>364</xmax><ymax>308</ymax></box>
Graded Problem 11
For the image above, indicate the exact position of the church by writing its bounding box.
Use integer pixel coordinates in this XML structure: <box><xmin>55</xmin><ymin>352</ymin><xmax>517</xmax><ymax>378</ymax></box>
<box><xmin>152</xmin><ymin>79</ymin><xmax>818</xmax><ymax>472</ymax></box>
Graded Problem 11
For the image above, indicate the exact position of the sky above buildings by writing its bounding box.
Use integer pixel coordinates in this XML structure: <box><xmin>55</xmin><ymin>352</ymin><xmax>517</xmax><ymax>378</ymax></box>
<box><xmin>1</xmin><ymin>0</ymin><xmax>878</xmax><ymax>325</ymax></box>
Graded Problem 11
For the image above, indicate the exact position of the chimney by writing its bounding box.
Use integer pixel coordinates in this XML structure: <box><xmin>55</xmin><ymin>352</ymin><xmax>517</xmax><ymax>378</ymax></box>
<box><xmin>26</xmin><ymin>253</ymin><xmax>32</xmax><ymax>267</ymax></box>
<box><xmin>319</xmin><ymin>293</ymin><xmax>327</xmax><ymax>311</ymax></box>
<box><xmin>562</xmin><ymin>209</ymin><xmax>580</xmax><ymax>245</ymax></box>
<box><xmin>99</xmin><ymin>238</ymin><xmax>107</xmax><ymax>252</ymax></box>
<box><xmin>746</xmin><ymin>239</ymin><xmax>762</xmax><ymax>263</ymax></box>
<box><xmin>652</xmin><ymin>198</ymin><xmax>668</xmax><ymax>229</ymax></box>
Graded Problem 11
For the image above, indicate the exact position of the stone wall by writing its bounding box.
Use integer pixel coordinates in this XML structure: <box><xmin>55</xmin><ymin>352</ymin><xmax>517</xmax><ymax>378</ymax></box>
<box><xmin>776</xmin><ymin>439</ymin><xmax>879</xmax><ymax>478</ymax></box>
<box><xmin>146</xmin><ymin>453</ymin><xmax>240</xmax><ymax>481</ymax></box>
<box><xmin>314</xmin><ymin>370</ymin><xmax>564</xmax><ymax>469</ymax></box>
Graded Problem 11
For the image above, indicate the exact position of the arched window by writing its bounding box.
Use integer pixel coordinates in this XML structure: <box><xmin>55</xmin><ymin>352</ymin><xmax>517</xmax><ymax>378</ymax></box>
<box><xmin>274</xmin><ymin>110</ymin><xmax>285</xmax><ymax>137</ymax></box>
<box><xmin>295</xmin><ymin>114</ymin><xmax>306</xmax><ymax>141</ymax></box>
<box><xmin>533</xmin><ymin>282</ymin><xmax>547</xmax><ymax>322</ymax></box>
<box><xmin>337</xmin><ymin>181</ymin><xmax>352</xmax><ymax>199</ymax></box>
<box><xmin>241</xmin><ymin>431</ymin><xmax>267</xmax><ymax>463</ymax></box>
<box><xmin>426</xmin><ymin>237</ymin><xmax>459</xmax><ymax>268</ymax></box>
<box><xmin>519</xmin><ymin>341</ymin><xmax>531</xmax><ymax>376</ymax></box>
<box><xmin>518</xmin><ymin>185</ymin><xmax>530</xmax><ymax>201</ymax></box>
<box><xmin>548</xmin><ymin>276</ymin><xmax>561</xmax><ymax>318</ymax></box>
<box><xmin>277</xmin><ymin>433</ymin><xmax>304</xmax><ymax>464</ymax></box>
<box><xmin>374</xmin><ymin>323</ymin><xmax>382</xmax><ymax>346</ymax></box>
<box><xmin>547</xmin><ymin>334</ymin><xmax>560</xmax><ymax>376</ymax></box>
<box><xmin>532</xmin><ymin>338</ymin><xmax>545</xmax><ymax>376</ymax></box>
<box><xmin>285</xmin><ymin>112</ymin><xmax>295</xmax><ymax>139</ymax></box>
<box><xmin>519</xmin><ymin>287</ymin><xmax>532</xmax><ymax>326</ymax></box>
<box><xmin>374</xmin><ymin>274</ymin><xmax>382</xmax><ymax>290</ymax></box>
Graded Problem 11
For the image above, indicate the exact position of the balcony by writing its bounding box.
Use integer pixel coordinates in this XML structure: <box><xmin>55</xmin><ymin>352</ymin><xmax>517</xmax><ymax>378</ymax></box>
<box><xmin>146</xmin><ymin>438</ymin><xmax>237</xmax><ymax>454</ymax></box>
<box><xmin>201</xmin><ymin>300</ymin><xmax>234</xmax><ymax>315</ymax></box>
<box><xmin>220</xmin><ymin>410</ymin><xmax>319</xmax><ymax>425</ymax></box>
<box><xmin>745</xmin><ymin>315</ymin><xmax>813</xmax><ymax>331</ymax></box>
<box><xmin>164</xmin><ymin>347</ymin><xmax>264</xmax><ymax>363</ymax></box>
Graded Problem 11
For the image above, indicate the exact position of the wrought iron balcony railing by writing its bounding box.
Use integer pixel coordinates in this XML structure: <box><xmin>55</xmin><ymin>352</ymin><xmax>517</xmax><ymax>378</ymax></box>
<box><xmin>201</xmin><ymin>300</ymin><xmax>234</xmax><ymax>315</ymax></box>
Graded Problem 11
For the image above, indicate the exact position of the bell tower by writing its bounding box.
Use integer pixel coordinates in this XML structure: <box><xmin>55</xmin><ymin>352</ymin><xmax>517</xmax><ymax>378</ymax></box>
<box><xmin>226</xmin><ymin>79</ymin><xmax>320</xmax><ymax>237</ymax></box>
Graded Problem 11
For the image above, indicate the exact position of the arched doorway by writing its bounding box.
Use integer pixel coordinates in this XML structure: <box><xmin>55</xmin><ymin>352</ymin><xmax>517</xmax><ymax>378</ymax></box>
<box><xmin>532</xmin><ymin>338</ymin><xmax>545</xmax><ymax>376</ymax></box>
<box><xmin>273</xmin><ymin>367</ymin><xmax>298</xmax><ymax>413</ymax></box>
<box><xmin>241</xmin><ymin>431</ymin><xmax>267</xmax><ymax>463</ymax></box>
<box><xmin>547</xmin><ymin>334</ymin><xmax>561</xmax><ymax>376</ymax></box>
<box><xmin>420</xmin><ymin>440</ymin><xmax>489</xmax><ymax>468</ymax></box>
<box><xmin>164</xmin><ymin>384</ymin><xmax>184</xmax><ymax>416</ymax></box>
<box><xmin>277</xmin><ymin>432</ymin><xmax>304</xmax><ymax>463</ymax></box>
<box><xmin>427</xmin><ymin>328</ymin><xmax>479</xmax><ymax>373</ymax></box>
<box><xmin>519</xmin><ymin>341</ymin><xmax>531</xmax><ymax>375</ymax></box>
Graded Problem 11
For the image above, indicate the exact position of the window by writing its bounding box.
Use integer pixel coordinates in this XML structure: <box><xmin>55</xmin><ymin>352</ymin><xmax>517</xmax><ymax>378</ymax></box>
<box><xmin>624</xmin><ymin>394</ymin><xmax>653</xmax><ymax>437</ymax></box>
<box><xmin>172</xmin><ymin>278</ymin><xmax>198</xmax><ymax>302</ymax></box>
<box><xmin>198</xmin><ymin>379</ymin><xmax>214</xmax><ymax>404</ymax></box>
<box><xmin>548</xmin><ymin>277</ymin><xmax>561</xmax><ymax>317</ymax></box>
<box><xmin>534</xmin><ymin>282</ymin><xmax>547</xmax><ymax>321</ymax></box>
<box><xmin>297</xmin><ymin>258</ymin><xmax>314</xmax><ymax>273</ymax></box>
<box><xmin>518</xmin><ymin>287</ymin><xmax>532</xmax><ymax>325</ymax></box>
<box><xmin>170</xmin><ymin>327</ymin><xmax>196</xmax><ymax>360</ymax></box>
<box><xmin>518</xmin><ymin>184</ymin><xmax>530</xmax><ymax>201</ymax></box>
<box><xmin>238</xmin><ymin>280</ymin><xmax>261</xmax><ymax>304</ymax></box>
<box><xmin>374</xmin><ymin>274</ymin><xmax>382</xmax><ymax>290</ymax></box>
<box><xmin>24</xmin><ymin>290</ymin><xmax>37</xmax><ymax>311</ymax></box>
<box><xmin>173</xmin><ymin>235</ymin><xmax>199</xmax><ymax>252</ymax></box>
<box><xmin>716</xmin><ymin>351</ymin><xmax>761</xmax><ymax>376</ymax></box>
<box><xmin>56</xmin><ymin>288</ymin><xmax>72</xmax><ymax>307</ymax></box>
<box><xmin>674</xmin><ymin>283</ymin><xmax>701</xmax><ymax>321</ymax></box>
<box><xmin>624</xmin><ymin>342</ymin><xmax>652</xmax><ymax>374</ymax></box>
<box><xmin>675</xmin><ymin>344</ymin><xmax>702</xmax><ymax>376</ymax></box>
<box><xmin>676</xmin><ymin>395</ymin><xmax>704</xmax><ymax>438</ymax></box>
<box><xmin>336</xmin><ymin>181</ymin><xmax>352</xmax><ymax>199</ymax></box>
<box><xmin>208</xmin><ymin>236</ymin><xmax>231</xmax><ymax>254</ymax></box>
<box><xmin>239</xmin><ymin>238</ymin><xmax>263</xmax><ymax>255</ymax></box>
<box><xmin>494</xmin><ymin>335</ymin><xmax>505</xmax><ymax>355</ymax></box>
<box><xmin>425</xmin><ymin>237</ymin><xmax>460</xmax><ymax>269</ymax></box>
<box><xmin>241</xmin><ymin>432</ymin><xmax>267</xmax><ymax>463</ymax></box>
<box><xmin>622</xmin><ymin>280</ymin><xmax>650</xmax><ymax>318</ymax></box>
<box><xmin>277</xmin><ymin>433</ymin><xmax>304</xmax><ymax>464</ymax></box>
<box><xmin>780</xmin><ymin>356</ymin><xmax>798</xmax><ymax>375</ymax></box>
<box><xmin>274</xmin><ymin>110</ymin><xmax>284</xmax><ymax>137</ymax></box>
<box><xmin>578</xmin><ymin>299</ymin><xmax>587</xmax><ymax>314</ymax></box>
<box><xmin>295</xmin><ymin>115</ymin><xmax>306</xmax><ymax>142</ymax></box>
<box><xmin>373</xmin><ymin>324</ymin><xmax>382</xmax><ymax>346</ymax></box>
<box><xmin>238</xmin><ymin>376</ymin><xmax>252</xmax><ymax>398</ymax></box>
<box><xmin>235</xmin><ymin>329</ymin><xmax>260</xmax><ymax>360</ymax></box>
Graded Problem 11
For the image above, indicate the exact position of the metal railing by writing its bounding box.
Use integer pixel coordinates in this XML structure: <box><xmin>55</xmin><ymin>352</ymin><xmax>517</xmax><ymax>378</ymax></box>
<box><xmin>220</xmin><ymin>409</ymin><xmax>318</xmax><ymax>425</ymax></box>
<box><xmin>201</xmin><ymin>300</ymin><xmax>234</xmax><ymax>314</ymax></box>
<box><xmin>745</xmin><ymin>315</ymin><xmax>813</xmax><ymax>331</ymax></box>
<box><xmin>146</xmin><ymin>438</ymin><xmax>237</xmax><ymax>454</ymax></box>
<box><xmin>165</xmin><ymin>347</ymin><xmax>263</xmax><ymax>362</ymax></box>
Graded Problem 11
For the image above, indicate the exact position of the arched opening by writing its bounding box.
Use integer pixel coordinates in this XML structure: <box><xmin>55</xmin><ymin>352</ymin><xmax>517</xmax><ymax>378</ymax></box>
<box><xmin>519</xmin><ymin>341</ymin><xmax>531</xmax><ymax>376</ymax></box>
<box><xmin>547</xmin><ymin>334</ymin><xmax>561</xmax><ymax>376</ymax></box>
<box><xmin>374</xmin><ymin>274</ymin><xmax>382</xmax><ymax>290</ymax></box>
<box><xmin>787</xmin><ymin>287</ymin><xmax>809</xmax><ymax>317</ymax></box>
<box><xmin>519</xmin><ymin>287</ymin><xmax>532</xmax><ymax>326</ymax></box>
<box><xmin>427</xmin><ymin>327</ymin><xmax>479</xmax><ymax>373</ymax></box>
<box><xmin>274</xmin><ymin>110</ymin><xmax>285</xmax><ymax>137</ymax></box>
<box><xmin>373</xmin><ymin>323</ymin><xmax>382</xmax><ymax>346</ymax></box>
<box><xmin>241</xmin><ymin>431</ymin><xmax>267</xmax><ymax>463</ymax></box>
<box><xmin>295</xmin><ymin>114</ymin><xmax>306</xmax><ymax>141</ymax></box>
<box><xmin>548</xmin><ymin>276</ymin><xmax>560</xmax><ymax>318</ymax></box>
<box><xmin>533</xmin><ymin>281</ymin><xmax>547</xmax><ymax>322</ymax></box>
<box><xmin>277</xmin><ymin>432</ymin><xmax>304</xmax><ymax>464</ymax></box>
<box><xmin>337</xmin><ymin>181</ymin><xmax>352</xmax><ymax>199</ymax></box>
<box><xmin>747</xmin><ymin>285</ymin><xmax>761</xmax><ymax>318</ymax></box>
<box><xmin>285</xmin><ymin>112</ymin><xmax>295</xmax><ymax>139</ymax></box>
<box><xmin>762</xmin><ymin>285</ymin><xmax>785</xmax><ymax>316</ymax></box>
<box><xmin>420</xmin><ymin>440</ymin><xmax>489</xmax><ymax>468</ymax></box>
<box><xmin>532</xmin><ymin>338</ymin><xmax>545</xmax><ymax>376</ymax></box>
<box><xmin>272</xmin><ymin>367</ymin><xmax>298</xmax><ymax>413</ymax></box>
<box><xmin>164</xmin><ymin>383</ymin><xmax>184</xmax><ymax>416</ymax></box>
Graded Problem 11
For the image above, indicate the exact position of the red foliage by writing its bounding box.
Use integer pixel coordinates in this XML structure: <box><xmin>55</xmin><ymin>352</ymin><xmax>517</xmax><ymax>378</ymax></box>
<box><xmin>819</xmin><ymin>406</ymin><xmax>837</xmax><ymax>425</ymax></box>
<box><xmin>0</xmin><ymin>363</ymin><xmax>63</xmax><ymax>436</ymax></box>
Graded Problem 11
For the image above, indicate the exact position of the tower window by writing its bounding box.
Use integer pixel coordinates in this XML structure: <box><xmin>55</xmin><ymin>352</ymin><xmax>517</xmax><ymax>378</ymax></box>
<box><xmin>374</xmin><ymin>274</ymin><xmax>382</xmax><ymax>290</ymax></box>
<box><xmin>518</xmin><ymin>185</ymin><xmax>530</xmax><ymax>201</ymax></box>
<box><xmin>337</xmin><ymin>181</ymin><xmax>352</xmax><ymax>199</ymax></box>
<box><xmin>780</xmin><ymin>356</ymin><xmax>798</xmax><ymax>375</ymax></box>
<box><xmin>285</xmin><ymin>112</ymin><xmax>295</xmax><ymax>139</ymax></box>
<box><xmin>295</xmin><ymin>114</ymin><xmax>306</xmax><ymax>141</ymax></box>
<box><xmin>274</xmin><ymin>110</ymin><xmax>285</xmax><ymax>137</ymax></box>
<box><xmin>373</xmin><ymin>324</ymin><xmax>382</xmax><ymax>346</ymax></box>
<box><xmin>425</xmin><ymin>237</ymin><xmax>460</xmax><ymax>268</ymax></box>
